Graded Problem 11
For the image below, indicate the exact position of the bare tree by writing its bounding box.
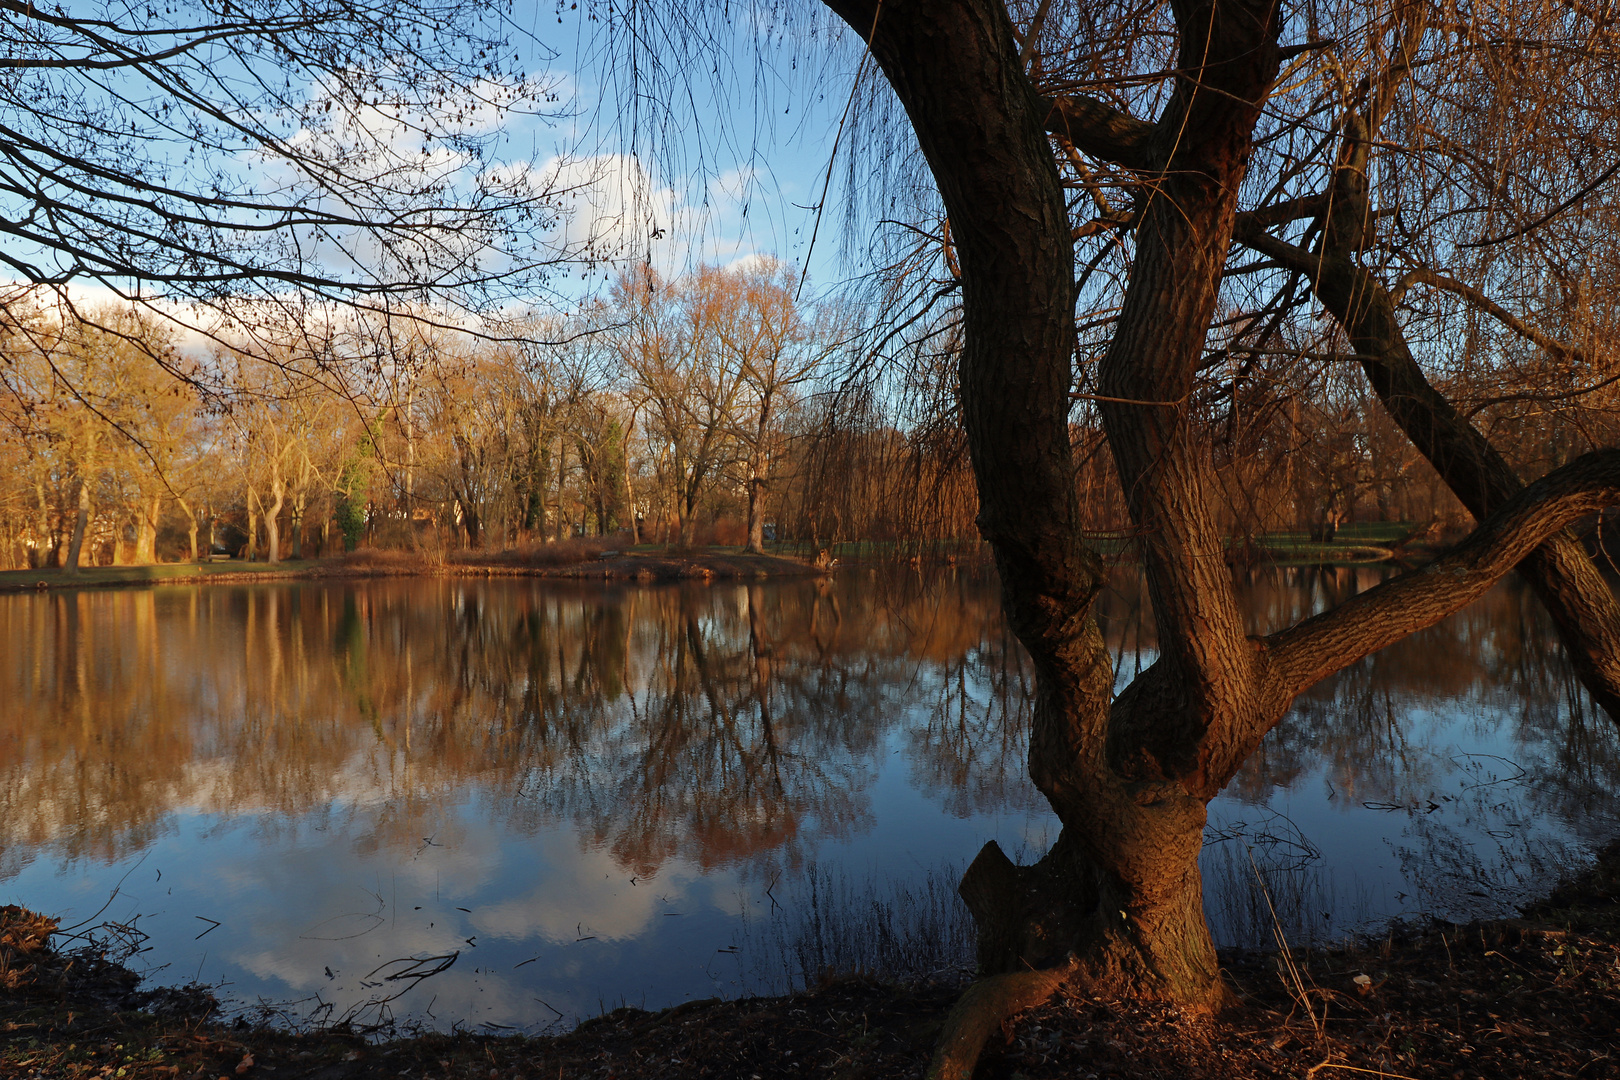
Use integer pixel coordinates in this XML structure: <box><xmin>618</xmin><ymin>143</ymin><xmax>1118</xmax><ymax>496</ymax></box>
<box><xmin>0</xmin><ymin>0</ymin><xmax>572</xmax><ymax>319</ymax></box>
<box><xmin>588</xmin><ymin>2</ymin><xmax>1620</xmax><ymax>1068</ymax></box>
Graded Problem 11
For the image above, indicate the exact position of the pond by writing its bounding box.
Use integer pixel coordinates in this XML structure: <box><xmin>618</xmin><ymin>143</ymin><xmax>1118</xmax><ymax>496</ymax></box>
<box><xmin>2</xmin><ymin>565</ymin><xmax>1618</xmax><ymax>1033</ymax></box>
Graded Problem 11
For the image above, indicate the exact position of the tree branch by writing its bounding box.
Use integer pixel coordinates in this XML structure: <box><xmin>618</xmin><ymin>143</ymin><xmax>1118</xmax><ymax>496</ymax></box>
<box><xmin>1234</xmin><ymin>219</ymin><xmax>1620</xmax><ymax>723</ymax></box>
<box><xmin>1042</xmin><ymin>94</ymin><xmax>1157</xmax><ymax>170</ymax></box>
<box><xmin>1264</xmin><ymin>448</ymin><xmax>1620</xmax><ymax>705</ymax></box>
<box><xmin>1391</xmin><ymin>267</ymin><xmax>1581</xmax><ymax>363</ymax></box>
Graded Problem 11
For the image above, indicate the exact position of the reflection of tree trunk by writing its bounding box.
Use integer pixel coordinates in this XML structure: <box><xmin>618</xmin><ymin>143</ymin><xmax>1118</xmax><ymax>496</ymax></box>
<box><xmin>747</xmin><ymin>585</ymin><xmax>774</xmax><ymax>716</ymax></box>
<box><xmin>64</xmin><ymin>473</ymin><xmax>91</xmax><ymax>574</ymax></box>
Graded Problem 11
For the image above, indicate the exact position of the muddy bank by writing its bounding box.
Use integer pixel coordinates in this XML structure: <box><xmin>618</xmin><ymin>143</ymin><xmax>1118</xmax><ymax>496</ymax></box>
<box><xmin>4</xmin><ymin>839</ymin><xmax>1619</xmax><ymax>1080</ymax></box>
<box><xmin>467</xmin><ymin>550</ymin><xmax>827</xmax><ymax>581</ymax></box>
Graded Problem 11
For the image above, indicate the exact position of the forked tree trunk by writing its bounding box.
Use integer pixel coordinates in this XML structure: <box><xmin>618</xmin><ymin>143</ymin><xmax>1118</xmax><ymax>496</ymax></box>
<box><xmin>819</xmin><ymin>0</ymin><xmax>1225</xmax><ymax>1003</ymax></box>
<box><xmin>959</xmin><ymin>640</ymin><xmax>1225</xmax><ymax>1004</ymax></box>
<box><xmin>820</xmin><ymin>0</ymin><xmax>1282</xmax><ymax>1025</ymax></box>
<box><xmin>818</xmin><ymin>14</ymin><xmax>1620</xmax><ymax>1080</ymax></box>
<box><xmin>677</xmin><ymin>469</ymin><xmax>703</xmax><ymax>547</ymax></box>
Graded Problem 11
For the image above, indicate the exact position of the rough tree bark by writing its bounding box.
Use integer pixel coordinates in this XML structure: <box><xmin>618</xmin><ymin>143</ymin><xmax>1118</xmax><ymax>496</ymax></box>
<box><xmin>809</xmin><ymin>2</ymin><xmax>1620</xmax><ymax>1075</ymax></box>
<box><xmin>134</xmin><ymin>494</ymin><xmax>161</xmax><ymax>565</ymax></box>
<box><xmin>822</xmin><ymin>0</ymin><xmax>1285</xmax><ymax>1012</ymax></box>
<box><xmin>745</xmin><ymin>391</ymin><xmax>773</xmax><ymax>554</ymax></box>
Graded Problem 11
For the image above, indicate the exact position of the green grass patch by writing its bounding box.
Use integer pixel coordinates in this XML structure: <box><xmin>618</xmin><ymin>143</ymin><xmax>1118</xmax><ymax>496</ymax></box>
<box><xmin>0</xmin><ymin>560</ymin><xmax>319</xmax><ymax>590</ymax></box>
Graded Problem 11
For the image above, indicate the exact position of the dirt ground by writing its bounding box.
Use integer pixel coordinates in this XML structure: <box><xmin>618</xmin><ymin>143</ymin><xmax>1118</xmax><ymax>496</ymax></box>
<box><xmin>4</xmin><ymin>842</ymin><xmax>1618</xmax><ymax>1080</ymax></box>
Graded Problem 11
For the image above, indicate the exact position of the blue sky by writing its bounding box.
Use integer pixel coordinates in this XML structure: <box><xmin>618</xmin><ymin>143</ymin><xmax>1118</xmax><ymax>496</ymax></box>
<box><xmin>0</xmin><ymin>1</ymin><xmax>874</xmax><ymax>318</ymax></box>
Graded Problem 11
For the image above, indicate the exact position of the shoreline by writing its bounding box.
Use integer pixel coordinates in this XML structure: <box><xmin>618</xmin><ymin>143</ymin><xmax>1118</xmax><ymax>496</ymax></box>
<box><xmin>0</xmin><ymin>549</ymin><xmax>827</xmax><ymax>592</ymax></box>
<box><xmin>2</xmin><ymin>839</ymin><xmax>1617</xmax><ymax>1079</ymax></box>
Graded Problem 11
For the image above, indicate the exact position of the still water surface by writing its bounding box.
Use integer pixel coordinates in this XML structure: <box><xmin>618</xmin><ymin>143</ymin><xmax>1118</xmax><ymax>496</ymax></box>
<box><xmin>3</xmin><ymin>566</ymin><xmax>1618</xmax><ymax>1031</ymax></box>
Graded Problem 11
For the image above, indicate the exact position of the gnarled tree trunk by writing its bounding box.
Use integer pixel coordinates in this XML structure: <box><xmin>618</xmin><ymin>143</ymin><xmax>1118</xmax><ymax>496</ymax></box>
<box><xmin>823</xmin><ymin>0</ymin><xmax>1281</xmax><ymax>1009</ymax></box>
<box><xmin>808</xmin><ymin>7</ymin><xmax>1620</xmax><ymax>1077</ymax></box>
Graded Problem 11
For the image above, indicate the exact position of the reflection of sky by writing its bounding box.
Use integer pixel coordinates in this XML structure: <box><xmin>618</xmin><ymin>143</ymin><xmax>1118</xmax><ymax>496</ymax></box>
<box><xmin>5</xmin><ymin>754</ymin><xmax>1047</xmax><ymax>1030</ymax></box>
<box><xmin>5</xmin><ymin>572</ymin><xmax>1620</xmax><ymax>1029</ymax></box>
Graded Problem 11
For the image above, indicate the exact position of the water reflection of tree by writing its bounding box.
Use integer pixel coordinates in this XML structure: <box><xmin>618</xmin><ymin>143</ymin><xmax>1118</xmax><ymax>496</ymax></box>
<box><xmin>1217</xmin><ymin>572</ymin><xmax>1620</xmax><ymax>920</ymax></box>
<box><xmin>5</xmin><ymin>569</ymin><xmax>1614</xmax><ymax>890</ymax></box>
<box><xmin>906</xmin><ymin>618</ymin><xmax>1039</xmax><ymax>819</ymax></box>
<box><xmin>0</xmin><ymin>571</ymin><xmax>1014</xmax><ymax>881</ymax></box>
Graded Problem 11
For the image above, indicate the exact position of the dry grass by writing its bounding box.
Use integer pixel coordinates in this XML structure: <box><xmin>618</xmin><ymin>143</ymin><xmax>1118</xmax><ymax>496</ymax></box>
<box><xmin>0</xmin><ymin>905</ymin><xmax>57</xmax><ymax>990</ymax></box>
<box><xmin>314</xmin><ymin>548</ymin><xmax>436</xmax><ymax>575</ymax></box>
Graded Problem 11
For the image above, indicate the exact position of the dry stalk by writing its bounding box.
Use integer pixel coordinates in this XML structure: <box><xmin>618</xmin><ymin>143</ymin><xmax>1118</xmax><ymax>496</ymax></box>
<box><xmin>1247</xmin><ymin>849</ymin><xmax>1323</xmax><ymax>1040</ymax></box>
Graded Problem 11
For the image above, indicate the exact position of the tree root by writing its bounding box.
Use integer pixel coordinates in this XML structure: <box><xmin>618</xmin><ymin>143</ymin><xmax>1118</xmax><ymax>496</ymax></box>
<box><xmin>926</xmin><ymin>956</ymin><xmax>1078</xmax><ymax>1080</ymax></box>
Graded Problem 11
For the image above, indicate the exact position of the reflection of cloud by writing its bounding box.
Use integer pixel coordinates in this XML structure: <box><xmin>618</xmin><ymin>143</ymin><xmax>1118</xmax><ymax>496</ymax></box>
<box><xmin>473</xmin><ymin>834</ymin><xmax>692</xmax><ymax>944</ymax></box>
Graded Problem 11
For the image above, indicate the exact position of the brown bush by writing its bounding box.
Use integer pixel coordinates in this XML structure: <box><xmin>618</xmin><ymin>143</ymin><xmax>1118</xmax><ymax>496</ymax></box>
<box><xmin>323</xmin><ymin>548</ymin><xmax>433</xmax><ymax>571</ymax></box>
<box><xmin>0</xmin><ymin>905</ymin><xmax>57</xmax><ymax>990</ymax></box>
<box><xmin>688</xmin><ymin>517</ymin><xmax>747</xmax><ymax>546</ymax></box>
<box><xmin>450</xmin><ymin>537</ymin><xmax>609</xmax><ymax>567</ymax></box>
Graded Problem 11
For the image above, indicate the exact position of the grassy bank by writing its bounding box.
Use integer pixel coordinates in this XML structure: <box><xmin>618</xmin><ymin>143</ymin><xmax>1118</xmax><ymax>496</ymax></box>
<box><xmin>0</xmin><ymin>523</ymin><xmax>1449</xmax><ymax>593</ymax></box>
<box><xmin>0</xmin><ymin>544</ymin><xmax>824</xmax><ymax>592</ymax></box>
<box><xmin>3</xmin><ymin>840</ymin><xmax>1617</xmax><ymax>1080</ymax></box>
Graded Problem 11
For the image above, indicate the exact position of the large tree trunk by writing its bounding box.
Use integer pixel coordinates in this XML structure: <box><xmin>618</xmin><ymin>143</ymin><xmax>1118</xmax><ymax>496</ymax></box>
<box><xmin>176</xmin><ymin>496</ymin><xmax>199</xmax><ymax>562</ymax></box>
<box><xmin>134</xmin><ymin>495</ymin><xmax>161</xmax><ymax>564</ymax></box>
<box><xmin>820</xmin><ymin>0</ymin><xmax>1283</xmax><ymax>1009</ymax></box>
<box><xmin>745</xmin><ymin>396</ymin><xmax>774</xmax><ymax>554</ymax></box>
<box><xmin>246</xmin><ymin>489</ymin><xmax>259</xmax><ymax>562</ymax></box>
<box><xmin>811</xmin><ymin>8</ymin><xmax>1620</xmax><ymax>1076</ymax></box>
<box><xmin>679</xmin><ymin>486</ymin><xmax>699</xmax><ymax>547</ymax></box>
<box><xmin>745</xmin><ymin>473</ymin><xmax>766</xmax><ymax>553</ymax></box>
<box><xmin>63</xmin><ymin>473</ymin><xmax>91</xmax><ymax>574</ymax></box>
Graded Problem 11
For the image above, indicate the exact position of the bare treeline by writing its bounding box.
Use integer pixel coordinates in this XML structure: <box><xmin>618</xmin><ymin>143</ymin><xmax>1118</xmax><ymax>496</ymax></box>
<box><xmin>0</xmin><ymin>259</ymin><xmax>992</xmax><ymax>570</ymax></box>
<box><xmin>7</xmin><ymin>245</ymin><xmax>1616</xmax><ymax>572</ymax></box>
